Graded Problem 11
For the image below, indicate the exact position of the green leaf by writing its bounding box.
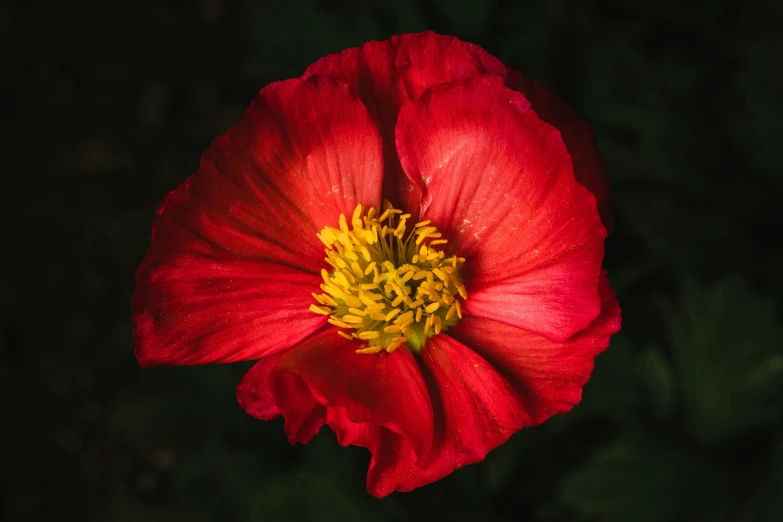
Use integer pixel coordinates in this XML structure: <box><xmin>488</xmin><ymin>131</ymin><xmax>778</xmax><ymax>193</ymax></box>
<box><xmin>639</xmin><ymin>343</ymin><xmax>677</xmax><ymax>421</ymax></box>
<box><xmin>663</xmin><ymin>276</ymin><xmax>783</xmax><ymax>444</ymax></box>
<box><xmin>559</xmin><ymin>436</ymin><xmax>723</xmax><ymax>522</ymax></box>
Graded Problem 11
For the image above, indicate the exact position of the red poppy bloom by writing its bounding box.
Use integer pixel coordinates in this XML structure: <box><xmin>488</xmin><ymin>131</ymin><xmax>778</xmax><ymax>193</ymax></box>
<box><xmin>133</xmin><ymin>31</ymin><xmax>621</xmax><ymax>497</ymax></box>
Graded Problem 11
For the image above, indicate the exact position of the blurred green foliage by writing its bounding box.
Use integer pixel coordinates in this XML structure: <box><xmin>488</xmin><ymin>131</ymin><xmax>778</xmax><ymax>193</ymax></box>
<box><xmin>2</xmin><ymin>0</ymin><xmax>782</xmax><ymax>521</ymax></box>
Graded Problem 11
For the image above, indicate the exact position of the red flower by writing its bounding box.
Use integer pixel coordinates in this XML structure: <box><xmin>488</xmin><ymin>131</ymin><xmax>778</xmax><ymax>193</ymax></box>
<box><xmin>132</xmin><ymin>31</ymin><xmax>621</xmax><ymax>497</ymax></box>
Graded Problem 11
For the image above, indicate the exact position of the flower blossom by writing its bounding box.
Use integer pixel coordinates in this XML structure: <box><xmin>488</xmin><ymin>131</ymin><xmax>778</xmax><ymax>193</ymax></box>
<box><xmin>133</xmin><ymin>31</ymin><xmax>621</xmax><ymax>497</ymax></box>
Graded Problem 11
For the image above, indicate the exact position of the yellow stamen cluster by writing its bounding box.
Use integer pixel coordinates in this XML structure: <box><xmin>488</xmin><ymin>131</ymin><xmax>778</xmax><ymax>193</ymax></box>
<box><xmin>310</xmin><ymin>201</ymin><xmax>467</xmax><ymax>354</ymax></box>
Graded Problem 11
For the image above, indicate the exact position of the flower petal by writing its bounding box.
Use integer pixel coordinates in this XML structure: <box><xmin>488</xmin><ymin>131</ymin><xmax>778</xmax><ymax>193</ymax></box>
<box><xmin>133</xmin><ymin>260</ymin><xmax>326</xmax><ymax>367</ymax></box>
<box><xmin>461</xmin><ymin>41</ymin><xmax>613</xmax><ymax>230</ymax></box>
<box><xmin>449</xmin><ymin>272</ymin><xmax>621</xmax><ymax>424</ymax></box>
<box><xmin>395</xmin><ymin>75</ymin><xmax>606</xmax><ymax>341</ymax></box>
<box><xmin>305</xmin><ymin>32</ymin><xmax>611</xmax><ymax>227</ymax></box>
<box><xmin>312</xmin><ymin>276</ymin><xmax>619</xmax><ymax>498</ymax></box>
<box><xmin>237</xmin><ymin>355</ymin><xmax>284</xmax><ymax>421</ymax></box>
<box><xmin>133</xmin><ymin>75</ymin><xmax>384</xmax><ymax>365</ymax></box>
<box><xmin>505</xmin><ymin>71</ymin><xmax>614</xmax><ymax>232</ymax></box>
<box><xmin>317</xmin><ymin>334</ymin><xmax>529</xmax><ymax>497</ymax></box>
<box><xmin>273</xmin><ymin>372</ymin><xmax>327</xmax><ymax>444</ymax></box>
<box><xmin>145</xmin><ymin>75</ymin><xmax>382</xmax><ymax>274</ymax></box>
<box><xmin>394</xmin><ymin>334</ymin><xmax>528</xmax><ymax>494</ymax></box>
<box><xmin>270</xmin><ymin>329</ymin><xmax>434</xmax><ymax>461</ymax></box>
<box><xmin>303</xmin><ymin>32</ymin><xmax>498</xmax><ymax>214</ymax></box>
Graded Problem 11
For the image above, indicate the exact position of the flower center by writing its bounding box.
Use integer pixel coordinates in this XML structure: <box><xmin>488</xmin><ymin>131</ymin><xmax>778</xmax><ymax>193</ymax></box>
<box><xmin>310</xmin><ymin>201</ymin><xmax>467</xmax><ymax>355</ymax></box>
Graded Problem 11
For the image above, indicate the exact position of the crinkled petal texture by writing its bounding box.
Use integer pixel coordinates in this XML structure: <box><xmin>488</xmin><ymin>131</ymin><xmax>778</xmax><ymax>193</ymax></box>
<box><xmin>135</xmin><ymin>31</ymin><xmax>620</xmax><ymax>498</ymax></box>
<box><xmin>132</xmin><ymin>75</ymin><xmax>384</xmax><ymax>366</ymax></box>
<box><xmin>396</xmin><ymin>75</ymin><xmax>606</xmax><ymax>342</ymax></box>
<box><xmin>237</xmin><ymin>66</ymin><xmax>618</xmax><ymax>496</ymax></box>
<box><xmin>238</xmin><ymin>275</ymin><xmax>620</xmax><ymax>497</ymax></box>
<box><xmin>305</xmin><ymin>31</ymin><xmax>612</xmax><ymax>228</ymax></box>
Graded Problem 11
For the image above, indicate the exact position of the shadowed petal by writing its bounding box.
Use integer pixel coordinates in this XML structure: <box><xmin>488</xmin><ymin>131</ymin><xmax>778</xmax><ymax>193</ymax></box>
<box><xmin>270</xmin><ymin>330</ymin><xmax>435</xmax><ymax>461</ymax></box>
<box><xmin>306</xmin><ymin>31</ymin><xmax>612</xmax><ymax>226</ymax></box>
<box><xmin>133</xmin><ymin>75</ymin><xmax>383</xmax><ymax>366</ymax></box>
<box><xmin>134</xmin><ymin>261</ymin><xmax>326</xmax><ymax>367</ymax></box>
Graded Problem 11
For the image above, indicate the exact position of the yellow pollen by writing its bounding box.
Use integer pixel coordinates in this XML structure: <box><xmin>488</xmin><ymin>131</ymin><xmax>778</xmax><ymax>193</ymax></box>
<box><xmin>309</xmin><ymin>304</ymin><xmax>331</xmax><ymax>315</ymax></box>
<box><xmin>424</xmin><ymin>302</ymin><xmax>440</xmax><ymax>314</ymax></box>
<box><xmin>310</xmin><ymin>201</ymin><xmax>468</xmax><ymax>355</ymax></box>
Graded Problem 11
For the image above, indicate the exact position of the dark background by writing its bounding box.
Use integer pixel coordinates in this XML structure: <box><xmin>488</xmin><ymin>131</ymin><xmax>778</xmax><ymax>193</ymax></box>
<box><xmin>3</xmin><ymin>0</ymin><xmax>783</xmax><ymax>520</ymax></box>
